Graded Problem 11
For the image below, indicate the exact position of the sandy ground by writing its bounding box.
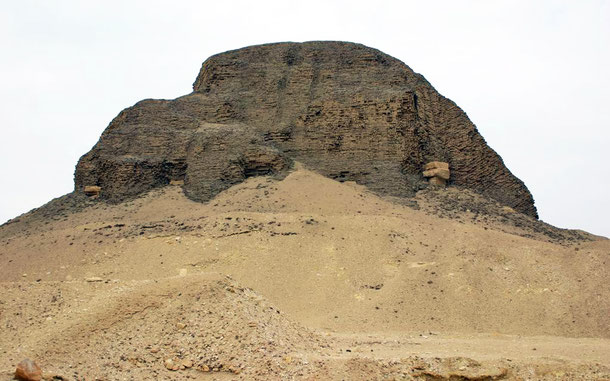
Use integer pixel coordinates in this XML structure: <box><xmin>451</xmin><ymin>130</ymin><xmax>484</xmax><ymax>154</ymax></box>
<box><xmin>0</xmin><ymin>167</ymin><xmax>608</xmax><ymax>380</ymax></box>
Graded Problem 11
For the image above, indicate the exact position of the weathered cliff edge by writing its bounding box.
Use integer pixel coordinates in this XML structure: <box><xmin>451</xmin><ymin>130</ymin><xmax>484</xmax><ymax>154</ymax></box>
<box><xmin>75</xmin><ymin>41</ymin><xmax>537</xmax><ymax>218</ymax></box>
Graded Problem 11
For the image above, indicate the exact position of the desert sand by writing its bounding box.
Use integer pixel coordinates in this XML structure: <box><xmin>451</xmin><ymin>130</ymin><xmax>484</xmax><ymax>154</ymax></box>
<box><xmin>1</xmin><ymin>166</ymin><xmax>608</xmax><ymax>380</ymax></box>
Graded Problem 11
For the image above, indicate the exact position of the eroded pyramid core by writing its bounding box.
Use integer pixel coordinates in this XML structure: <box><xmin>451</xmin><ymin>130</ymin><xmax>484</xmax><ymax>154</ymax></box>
<box><xmin>75</xmin><ymin>41</ymin><xmax>537</xmax><ymax>218</ymax></box>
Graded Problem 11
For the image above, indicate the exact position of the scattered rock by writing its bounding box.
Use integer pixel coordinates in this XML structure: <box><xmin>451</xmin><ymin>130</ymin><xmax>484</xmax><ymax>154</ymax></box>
<box><xmin>85</xmin><ymin>277</ymin><xmax>104</xmax><ymax>282</ymax></box>
<box><xmin>164</xmin><ymin>358</ymin><xmax>179</xmax><ymax>371</ymax></box>
<box><xmin>15</xmin><ymin>359</ymin><xmax>42</xmax><ymax>381</ymax></box>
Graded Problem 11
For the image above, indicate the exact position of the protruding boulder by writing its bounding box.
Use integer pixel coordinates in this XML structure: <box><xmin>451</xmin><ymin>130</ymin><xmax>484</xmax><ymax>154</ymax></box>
<box><xmin>83</xmin><ymin>185</ymin><xmax>101</xmax><ymax>197</ymax></box>
<box><xmin>424</xmin><ymin>161</ymin><xmax>449</xmax><ymax>171</ymax></box>
<box><xmin>423</xmin><ymin>161</ymin><xmax>450</xmax><ymax>186</ymax></box>
<box><xmin>423</xmin><ymin>168</ymin><xmax>450</xmax><ymax>180</ymax></box>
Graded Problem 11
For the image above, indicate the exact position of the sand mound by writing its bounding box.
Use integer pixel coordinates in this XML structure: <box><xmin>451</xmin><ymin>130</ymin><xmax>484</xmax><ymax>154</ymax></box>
<box><xmin>1</xmin><ymin>167</ymin><xmax>609</xmax><ymax>379</ymax></box>
<box><xmin>1</xmin><ymin>274</ymin><xmax>323</xmax><ymax>379</ymax></box>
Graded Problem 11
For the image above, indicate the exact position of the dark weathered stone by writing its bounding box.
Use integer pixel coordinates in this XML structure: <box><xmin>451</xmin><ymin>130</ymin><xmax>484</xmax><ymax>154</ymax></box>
<box><xmin>183</xmin><ymin>123</ymin><xmax>290</xmax><ymax>202</ymax></box>
<box><xmin>75</xmin><ymin>41</ymin><xmax>537</xmax><ymax>217</ymax></box>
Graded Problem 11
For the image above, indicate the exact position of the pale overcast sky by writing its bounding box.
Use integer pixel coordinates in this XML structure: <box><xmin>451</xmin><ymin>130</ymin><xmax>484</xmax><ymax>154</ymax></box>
<box><xmin>1</xmin><ymin>0</ymin><xmax>608</xmax><ymax>237</ymax></box>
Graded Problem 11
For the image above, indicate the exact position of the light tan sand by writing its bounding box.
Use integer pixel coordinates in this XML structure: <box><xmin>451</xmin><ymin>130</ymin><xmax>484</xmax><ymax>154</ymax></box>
<box><xmin>1</xmin><ymin>168</ymin><xmax>608</xmax><ymax>379</ymax></box>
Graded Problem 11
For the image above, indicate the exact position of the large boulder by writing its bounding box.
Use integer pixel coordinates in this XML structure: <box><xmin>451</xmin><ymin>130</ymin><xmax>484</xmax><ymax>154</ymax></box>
<box><xmin>75</xmin><ymin>41</ymin><xmax>537</xmax><ymax>217</ymax></box>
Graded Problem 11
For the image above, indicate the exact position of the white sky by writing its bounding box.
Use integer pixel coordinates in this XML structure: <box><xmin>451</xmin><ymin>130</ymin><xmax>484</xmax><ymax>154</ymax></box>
<box><xmin>1</xmin><ymin>0</ymin><xmax>608</xmax><ymax>237</ymax></box>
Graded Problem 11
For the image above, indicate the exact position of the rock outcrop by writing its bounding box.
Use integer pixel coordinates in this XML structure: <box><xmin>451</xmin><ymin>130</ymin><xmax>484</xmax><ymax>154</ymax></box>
<box><xmin>423</xmin><ymin>161</ymin><xmax>450</xmax><ymax>186</ymax></box>
<box><xmin>75</xmin><ymin>41</ymin><xmax>537</xmax><ymax>217</ymax></box>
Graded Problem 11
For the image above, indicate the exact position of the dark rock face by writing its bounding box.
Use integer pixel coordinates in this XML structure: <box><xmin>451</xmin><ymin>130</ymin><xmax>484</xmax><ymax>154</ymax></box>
<box><xmin>75</xmin><ymin>41</ymin><xmax>537</xmax><ymax>218</ymax></box>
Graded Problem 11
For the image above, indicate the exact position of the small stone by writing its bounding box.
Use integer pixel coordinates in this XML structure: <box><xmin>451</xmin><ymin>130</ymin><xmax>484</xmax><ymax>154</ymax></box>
<box><xmin>15</xmin><ymin>359</ymin><xmax>42</xmax><ymax>381</ymax></box>
<box><xmin>201</xmin><ymin>365</ymin><xmax>210</xmax><ymax>372</ymax></box>
<box><xmin>176</xmin><ymin>322</ymin><xmax>187</xmax><ymax>330</ymax></box>
<box><xmin>164</xmin><ymin>358</ymin><xmax>179</xmax><ymax>371</ymax></box>
<box><xmin>150</xmin><ymin>347</ymin><xmax>160</xmax><ymax>353</ymax></box>
<box><xmin>85</xmin><ymin>277</ymin><xmax>104</xmax><ymax>282</ymax></box>
<box><xmin>181</xmin><ymin>359</ymin><xmax>193</xmax><ymax>368</ymax></box>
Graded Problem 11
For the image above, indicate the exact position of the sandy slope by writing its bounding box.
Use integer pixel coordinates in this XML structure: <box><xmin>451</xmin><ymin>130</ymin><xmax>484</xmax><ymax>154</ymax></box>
<box><xmin>1</xmin><ymin>167</ymin><xmax>608</xmax><ymax>379</ymax></box>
